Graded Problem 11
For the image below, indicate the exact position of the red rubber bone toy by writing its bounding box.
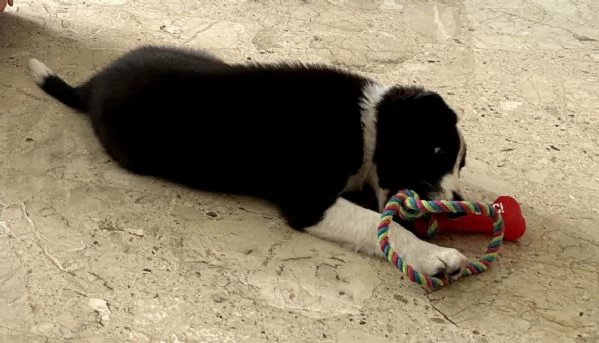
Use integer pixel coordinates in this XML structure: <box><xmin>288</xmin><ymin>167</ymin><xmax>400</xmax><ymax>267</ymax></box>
<box><xmin>413</xmin><ymin>196</ymin><xmax>526</xmax><ymax>241</ymax></box>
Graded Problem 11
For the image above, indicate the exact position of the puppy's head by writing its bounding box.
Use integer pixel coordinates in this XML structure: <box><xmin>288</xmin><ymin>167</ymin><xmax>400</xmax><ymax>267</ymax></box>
<box><xmin>371</xmin><ymin>86</ymin><xmax>467</xmax><ymax>210</ymax></box>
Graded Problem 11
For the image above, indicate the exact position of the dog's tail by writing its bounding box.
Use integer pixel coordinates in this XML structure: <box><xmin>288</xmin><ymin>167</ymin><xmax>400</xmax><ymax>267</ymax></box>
<box><xmin>28</xmin><ymin>58</ymin><xmax>88</xmax><ymax>113</ymax></box>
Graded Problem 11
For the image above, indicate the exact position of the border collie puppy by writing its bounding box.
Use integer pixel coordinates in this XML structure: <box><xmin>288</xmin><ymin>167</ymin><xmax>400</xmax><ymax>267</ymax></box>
<box><xmin>28</xmin><ymin>45</ymin><xmax>468</xmax><ymax>278</ymax></box>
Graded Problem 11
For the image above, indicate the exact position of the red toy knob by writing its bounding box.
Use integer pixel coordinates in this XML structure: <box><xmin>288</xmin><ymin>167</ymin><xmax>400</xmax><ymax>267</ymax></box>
<box><xmin>413</xmin><ymin>196</ymin><xmax>526</xmax><ymax>241</ymax></box>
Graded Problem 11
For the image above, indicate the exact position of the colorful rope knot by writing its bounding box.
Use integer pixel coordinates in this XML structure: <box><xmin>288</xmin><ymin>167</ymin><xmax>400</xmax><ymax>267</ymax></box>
<box><xmin>378</xmin><ymin>189</ymin><xmax>505</xmax><ymax>290</ymax></box>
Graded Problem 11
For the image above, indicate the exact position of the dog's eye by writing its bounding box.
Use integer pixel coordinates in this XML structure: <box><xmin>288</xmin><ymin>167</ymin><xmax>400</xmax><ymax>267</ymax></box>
<box><xmin>434</xmin><ymin>147</ymin><xmax>445</xmax><ymax>155</ymax></box>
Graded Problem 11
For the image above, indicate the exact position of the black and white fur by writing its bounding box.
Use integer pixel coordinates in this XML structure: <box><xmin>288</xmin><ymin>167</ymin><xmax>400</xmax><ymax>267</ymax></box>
<box><xmin>28</xmin><ymin>46</ymin><xmax>468</xmax><ymax>278</ymax></box>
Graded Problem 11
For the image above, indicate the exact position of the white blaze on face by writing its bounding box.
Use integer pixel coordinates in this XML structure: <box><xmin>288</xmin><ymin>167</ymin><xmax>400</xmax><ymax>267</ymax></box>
<box><xmin>436</xmin><ymin>129</ymin><xmax>466</xmax><ymax>200</ymax></box>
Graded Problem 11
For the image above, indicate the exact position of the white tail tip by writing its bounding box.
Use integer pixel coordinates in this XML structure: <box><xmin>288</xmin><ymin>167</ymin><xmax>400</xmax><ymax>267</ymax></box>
<box><xmin>28</xmin><ymin>58</ymin><xmax>54</xmax><ymax>85</ymax></box>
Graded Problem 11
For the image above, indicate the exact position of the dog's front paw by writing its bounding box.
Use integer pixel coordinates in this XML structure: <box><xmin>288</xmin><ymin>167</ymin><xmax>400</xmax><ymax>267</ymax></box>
<box><xmin>387</xmin><ymin>224</ymin><xmax>468</xmax><ymax>280</ymax></box>
<box><xmin>404</xmin><ymin>241</ymin><xmax>468</xmax><ymax>280</ymax></box>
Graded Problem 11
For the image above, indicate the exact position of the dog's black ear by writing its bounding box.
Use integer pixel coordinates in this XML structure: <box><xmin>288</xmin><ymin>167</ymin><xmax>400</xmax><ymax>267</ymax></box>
<box><xmin>379</xmin><ymin>88</ymin><xmax>458</xmax><ymax>127</ymax></box>
<box><xmin>410</xmin><ymin>90</ymin><xmax>458</xmax><ymax>126</ymax></box>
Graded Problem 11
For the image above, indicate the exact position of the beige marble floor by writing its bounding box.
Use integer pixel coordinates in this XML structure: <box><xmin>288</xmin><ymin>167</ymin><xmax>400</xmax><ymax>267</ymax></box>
<box><xmin>1</xmin><ymin>0</ymin><xmax>598</xmax><ymax>342</ymax></box>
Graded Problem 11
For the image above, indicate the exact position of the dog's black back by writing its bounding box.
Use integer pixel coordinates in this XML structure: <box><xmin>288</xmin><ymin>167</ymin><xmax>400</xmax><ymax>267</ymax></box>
<box><xmin>36</xmin><ymin>46</ymin><xmax>375</xmax><ymax>228</ymax></box>
<box><xmin>30</xmin><ymin>45</ymin><xmax>466</xmax><ymax>231</ymax></box>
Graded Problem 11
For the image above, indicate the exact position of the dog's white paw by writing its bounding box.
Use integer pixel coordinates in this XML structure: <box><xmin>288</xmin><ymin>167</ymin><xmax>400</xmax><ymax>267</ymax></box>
<box><xmin>404</xmin><ymin>241</ymin><xmax>468</xmax><ymax>280</ymax></box>
<box><xmin>387</xmin><ymin>224</ymin><xmax>468</xmax><ymax>279</ymax></box>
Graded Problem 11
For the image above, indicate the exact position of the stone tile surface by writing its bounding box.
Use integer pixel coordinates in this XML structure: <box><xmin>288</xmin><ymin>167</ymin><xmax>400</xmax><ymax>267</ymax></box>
<box><xmin>1</xmin><ymin>0</ymin><xmax>598</xmax><ymax>342</ymax></box>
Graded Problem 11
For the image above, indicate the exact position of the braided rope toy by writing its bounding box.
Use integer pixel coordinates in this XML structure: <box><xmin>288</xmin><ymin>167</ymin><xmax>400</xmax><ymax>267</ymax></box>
<box><xmin>378</xmin><ymin>189</ymin><xmax>504</xmax><ymax>290</ymax></box>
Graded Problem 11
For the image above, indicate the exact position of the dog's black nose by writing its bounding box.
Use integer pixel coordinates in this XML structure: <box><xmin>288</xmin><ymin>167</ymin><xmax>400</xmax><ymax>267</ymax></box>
<box><xmin>452</xmin><ymin>192</ymin><xmax>463</xmax><ymax>201</ymax></box>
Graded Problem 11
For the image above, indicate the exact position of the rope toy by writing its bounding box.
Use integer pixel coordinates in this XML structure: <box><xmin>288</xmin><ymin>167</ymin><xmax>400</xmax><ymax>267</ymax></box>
<box><xmin>377</xmin><ymin>189</ymin><xmax>504</xmax><ymax>290</ymax></box>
